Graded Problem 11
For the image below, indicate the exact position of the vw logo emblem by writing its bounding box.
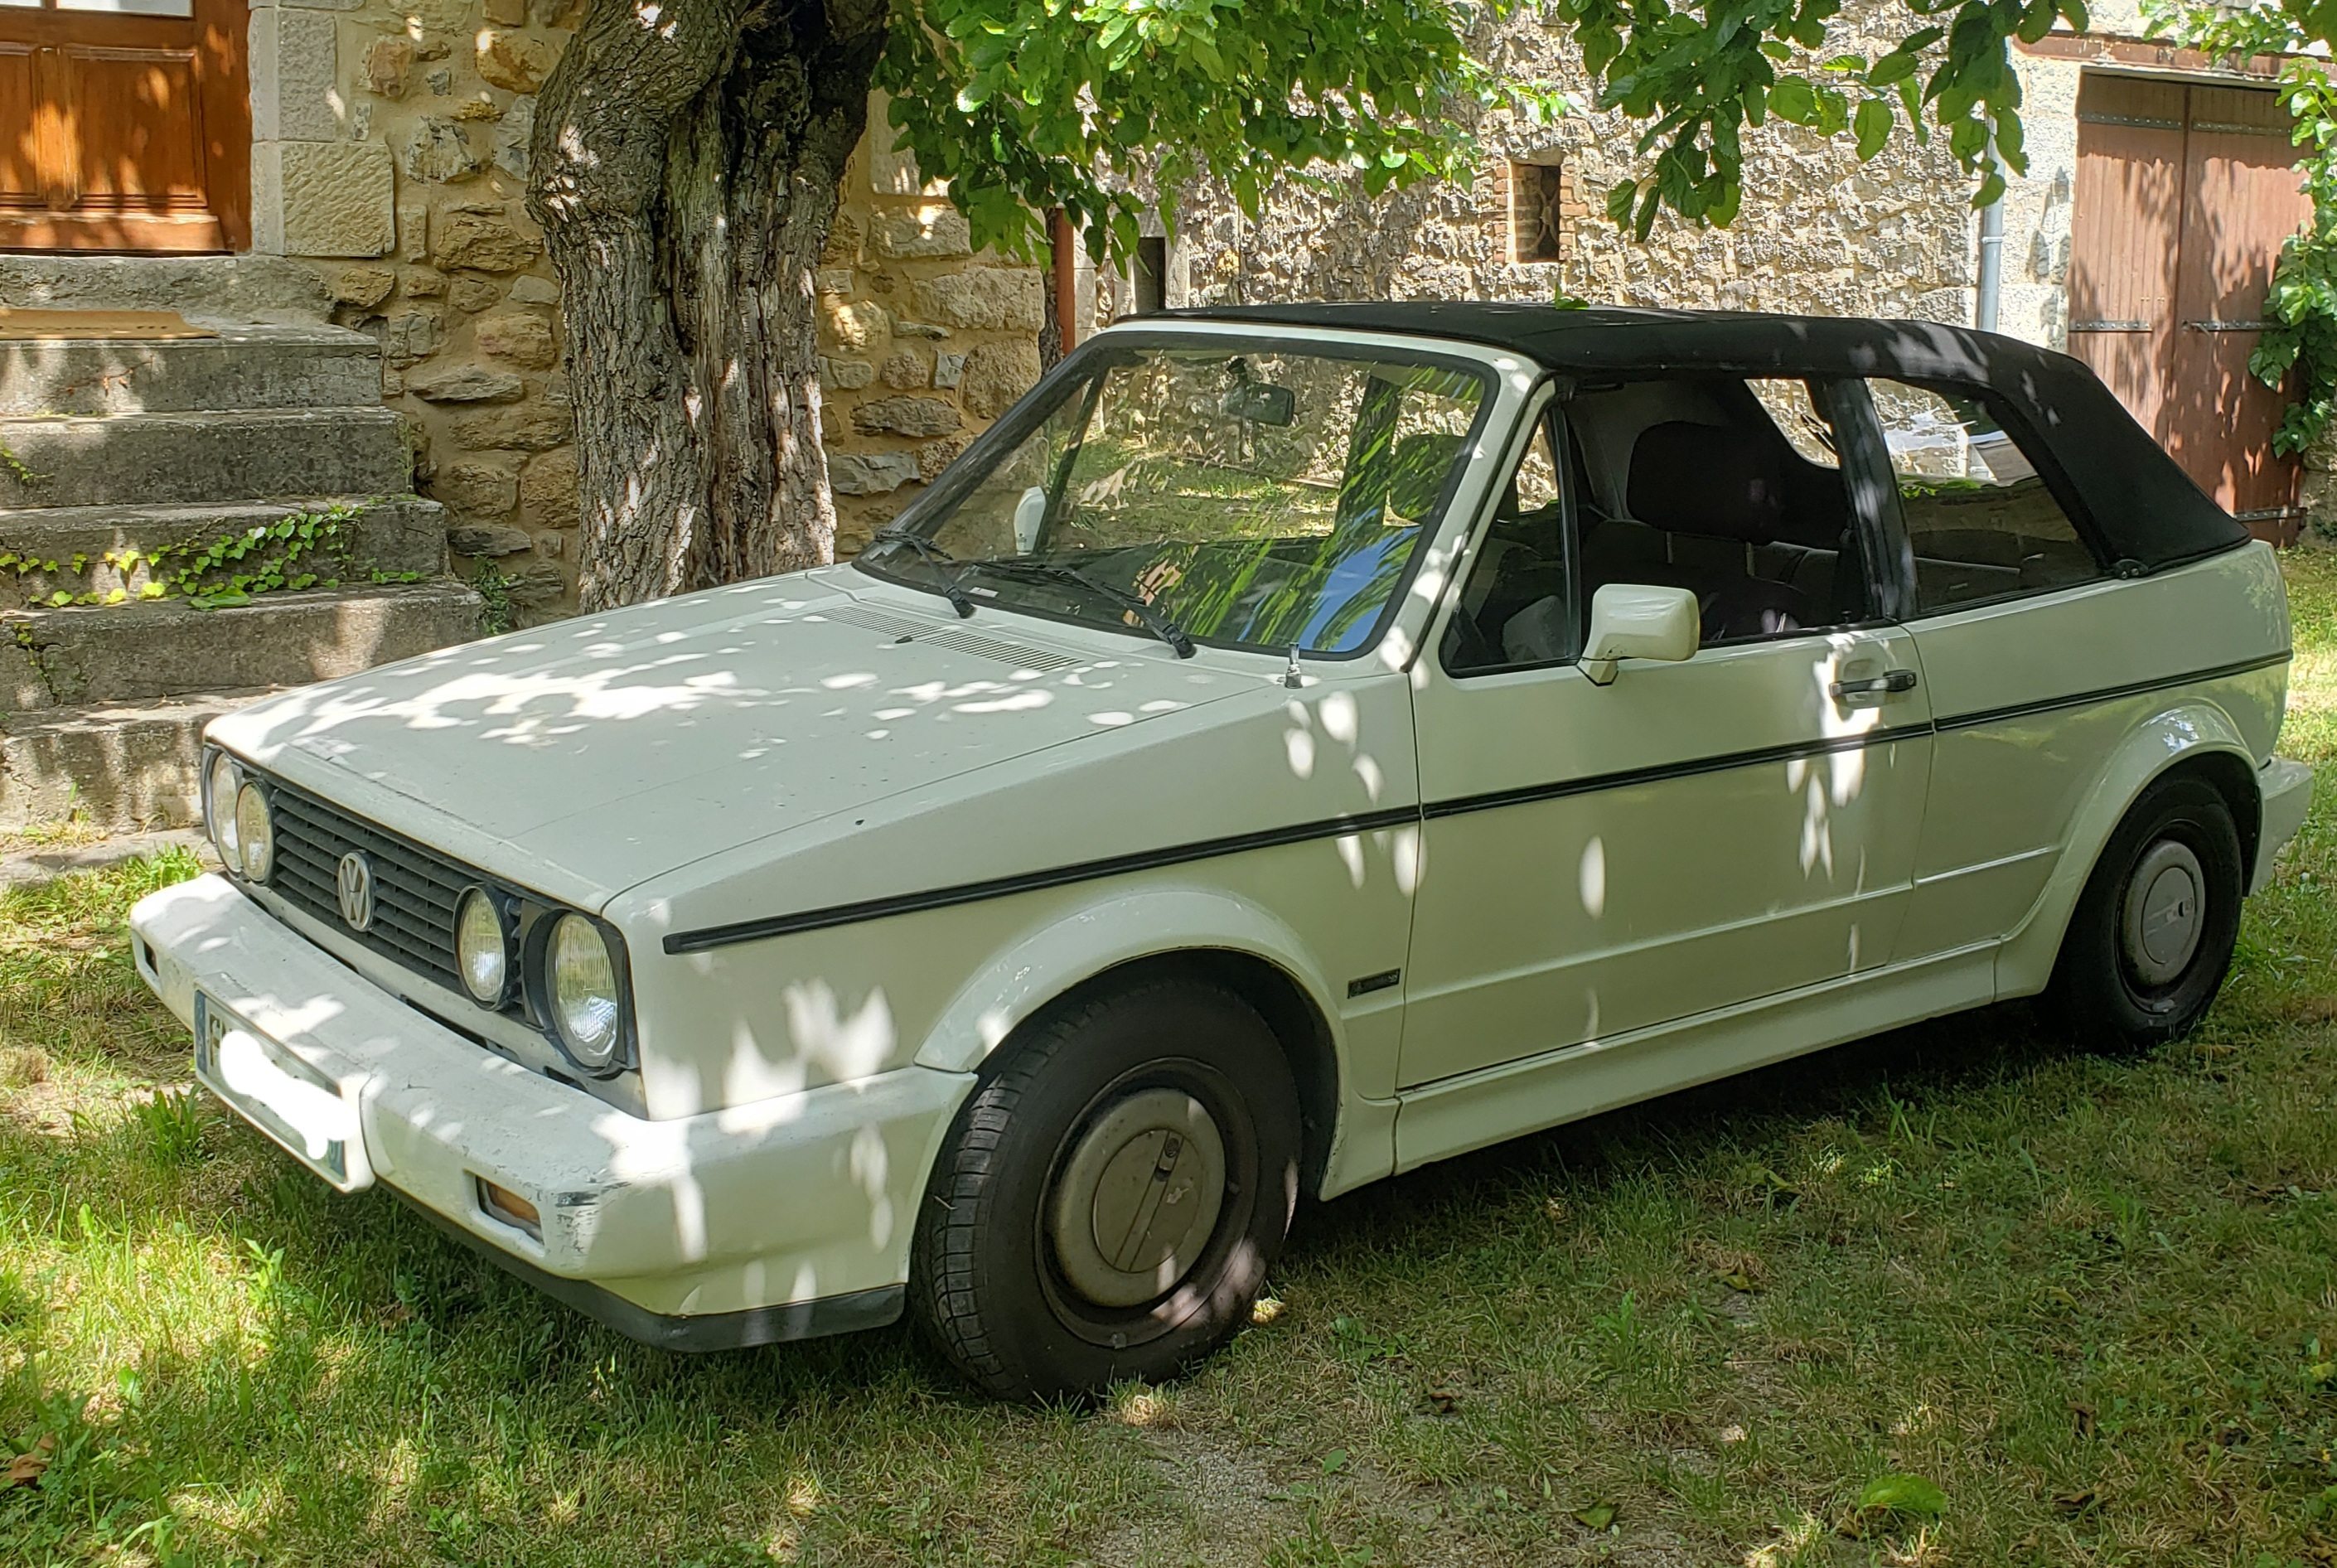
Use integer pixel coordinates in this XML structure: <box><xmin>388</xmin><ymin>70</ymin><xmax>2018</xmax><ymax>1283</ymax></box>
<box><xmin>336</xmin><ymin>851</ymin><xmax>376</xmax><ymax>932</ymax></box>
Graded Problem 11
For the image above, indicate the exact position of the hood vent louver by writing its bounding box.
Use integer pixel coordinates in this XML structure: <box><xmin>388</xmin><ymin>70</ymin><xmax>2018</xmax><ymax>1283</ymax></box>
<box><xmin>828</xmin><ymin>604</ymin><xmax>1082</xmax><ymax>673</ymax></box>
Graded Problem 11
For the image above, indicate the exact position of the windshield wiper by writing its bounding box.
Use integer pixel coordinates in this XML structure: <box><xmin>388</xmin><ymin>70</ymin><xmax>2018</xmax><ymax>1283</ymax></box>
<box><xmin>866</xmin><ymin>528</ymin><xmax>975</xmax><ymax>618</ymax></box>
<box><xmin>968</xmin><ymin>559</ymin><xmax>1196</xmax><ymax>658</ymax></box>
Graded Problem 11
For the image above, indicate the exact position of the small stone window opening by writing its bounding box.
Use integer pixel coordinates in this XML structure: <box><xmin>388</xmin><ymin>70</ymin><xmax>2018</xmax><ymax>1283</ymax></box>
<box><xmin>1507</xmin><ymin>159</ymin><xmax>1568</xmax><ymax>265</ymax></box>
<box><xmin>1132</xmin><ymin>235</ymin><xmax>1170</xmax><ymax>314</ymax></box>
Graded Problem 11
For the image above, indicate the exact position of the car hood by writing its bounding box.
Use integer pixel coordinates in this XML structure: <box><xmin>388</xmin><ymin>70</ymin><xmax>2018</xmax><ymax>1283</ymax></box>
<box><xmin>209</xmin><ymin>568</ymin><xmax>1252</xmax><ymax>907</ymax></box>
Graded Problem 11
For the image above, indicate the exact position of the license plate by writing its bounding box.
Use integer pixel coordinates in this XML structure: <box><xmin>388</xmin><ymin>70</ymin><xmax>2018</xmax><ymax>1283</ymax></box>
<box><xmin>194</xmin><ymin>992</ymin><xmax>373</xmax><ymax>1192</ymax></box>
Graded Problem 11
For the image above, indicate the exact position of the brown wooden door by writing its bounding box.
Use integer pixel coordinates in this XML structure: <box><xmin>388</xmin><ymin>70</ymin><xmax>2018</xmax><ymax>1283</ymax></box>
<box><xmin>2068</xmin><ymin>73</ymin><xmax>2312</xmax><ymax>543</ymax></box>
<box><xmin>0</xmin><ymin>0</ymin><xmax>249</xmax><ymax>253</ymax></box>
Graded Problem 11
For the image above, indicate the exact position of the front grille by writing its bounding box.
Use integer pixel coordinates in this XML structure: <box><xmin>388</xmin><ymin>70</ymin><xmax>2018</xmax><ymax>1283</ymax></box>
<box><xmin>265</xmin><ymin>778</ymin><xmax>473</xmax><ymax>991</ymax></box>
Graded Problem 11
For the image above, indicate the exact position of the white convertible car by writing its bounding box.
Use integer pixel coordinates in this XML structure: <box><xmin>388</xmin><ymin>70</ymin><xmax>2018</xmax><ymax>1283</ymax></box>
<box><xmin>132</xmin><ymin>303</ymin><xmax>2311</xmax><ymax>1398</ymax></box>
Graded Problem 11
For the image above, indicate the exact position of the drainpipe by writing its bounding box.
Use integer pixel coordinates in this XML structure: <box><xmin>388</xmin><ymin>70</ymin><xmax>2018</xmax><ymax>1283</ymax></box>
<box><xmin>1975</xmin><ymin>141</ymin><xmax>2006</xmax><ymax>335</ymax></box>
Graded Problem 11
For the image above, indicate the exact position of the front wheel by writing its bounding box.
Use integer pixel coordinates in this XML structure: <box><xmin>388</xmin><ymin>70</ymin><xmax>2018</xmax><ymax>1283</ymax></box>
<box><xmin>910</xmin><ymin>979</ymin><xmax>1302</xmax><ymax>1401</ymax></box>
<box><xmin>2046</xmin><ymin>773</ymin><xmax>2244</xmax><ymax>1050</ymax></box>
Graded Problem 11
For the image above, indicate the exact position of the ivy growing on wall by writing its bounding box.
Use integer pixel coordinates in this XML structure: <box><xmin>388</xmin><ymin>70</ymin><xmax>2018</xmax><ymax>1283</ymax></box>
<box><xmin>0</xmin><ymin>503</ymin><xmax>421</xmax><ymax>612</ymax></box>
<box><xmin>2148</xmin><ymin>2</ymin><xmax>2337</xmax><ymax>471</ymax></box>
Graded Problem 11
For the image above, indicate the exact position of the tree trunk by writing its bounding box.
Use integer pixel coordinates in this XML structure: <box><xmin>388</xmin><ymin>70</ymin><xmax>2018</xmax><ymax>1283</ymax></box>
<box><xmin>529</xmin><ymin>0</ymin><xmax>886</xmax><ymax>610</ymax></box>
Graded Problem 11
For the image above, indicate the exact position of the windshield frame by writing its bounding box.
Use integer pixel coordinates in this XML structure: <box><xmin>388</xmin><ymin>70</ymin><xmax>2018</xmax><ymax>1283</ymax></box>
<box><xmin>851</xmin><ymin>322</ymin><xmax>1513</xmax><ymax>663</ymax></box>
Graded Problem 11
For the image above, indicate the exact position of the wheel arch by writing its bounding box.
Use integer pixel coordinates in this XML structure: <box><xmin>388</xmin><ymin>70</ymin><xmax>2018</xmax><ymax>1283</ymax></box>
<box><xmin>1996</xmin><ymin>699</ymin><xmax>2262</xmax><ymax>997</ymax></box>
<box><xmin>910</xmin><ymin>890</ymin><xmax>1352</xmax><ymax>1196</ymax></box>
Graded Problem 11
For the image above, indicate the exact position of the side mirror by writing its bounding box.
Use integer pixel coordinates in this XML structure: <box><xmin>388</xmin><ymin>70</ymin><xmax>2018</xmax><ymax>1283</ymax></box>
<box><xmin>1581</xmin><ymin>583</ymin><xmax>1699</xmax><ymax>686</ymax></box>
<box><xmin>1012</xmin><ymin>486</ymin><xmax>1048</xmax><ymax>554</ymax></box>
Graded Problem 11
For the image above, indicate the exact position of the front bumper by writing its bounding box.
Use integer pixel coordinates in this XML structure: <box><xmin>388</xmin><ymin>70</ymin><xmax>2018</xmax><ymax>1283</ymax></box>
<box><xmin>130</xmin><ymin>874</ymin><xmax>972</xmax><ymax>1348</ymax></box>
<box><xmin>2253</xmin><ymin>756</ymin><xmax>2315</xmax><ymax>894</ymax></box>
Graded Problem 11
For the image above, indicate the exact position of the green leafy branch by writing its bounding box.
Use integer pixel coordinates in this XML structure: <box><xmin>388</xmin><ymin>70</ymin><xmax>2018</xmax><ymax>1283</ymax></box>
<box><xmin>2148</xmin><ymin>0</ymin><xmax>2337</xmax><ymax>463</ymax></box>
<box><xmin>1568</xmin><ymin>0</ymin><xmax>2087</xmax><ymax>239</ymax></box>
<box><xmin>0</xmin><ymin>502</ymin><xmax>420</xmax><ymax>612</ymax></box>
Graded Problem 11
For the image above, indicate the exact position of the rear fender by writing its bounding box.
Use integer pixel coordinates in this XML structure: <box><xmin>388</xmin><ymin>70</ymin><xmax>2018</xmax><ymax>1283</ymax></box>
<box><xmin>1994</xmin><ymin>699</ymin><xmax>2257</xmax><ymax>998</ymax></box>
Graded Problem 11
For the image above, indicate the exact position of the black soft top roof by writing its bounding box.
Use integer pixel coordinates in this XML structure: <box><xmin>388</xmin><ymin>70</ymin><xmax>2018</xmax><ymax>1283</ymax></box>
<box><xmin>1164</xmin><ymin>302</ymin><xmax>2250</xmax><ymax>572</ymax></box>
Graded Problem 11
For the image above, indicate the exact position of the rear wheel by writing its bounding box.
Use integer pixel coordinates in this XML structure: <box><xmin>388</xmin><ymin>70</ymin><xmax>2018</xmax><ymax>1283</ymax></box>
<box><xmin>2046</xmin><ymin>773</ymin><xmax>2244</xmax><ymax>1050</ymax></box>
<box><xmin>910</xmin><ymin>979</ymin><xmax>1301</xmax><ymax>1401</ymax></box>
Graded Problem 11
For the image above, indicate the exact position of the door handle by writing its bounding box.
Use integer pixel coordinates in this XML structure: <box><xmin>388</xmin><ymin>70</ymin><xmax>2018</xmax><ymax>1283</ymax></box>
<box><xmin>1831</xmin><ymin>669</ymin><xmax>1918</xmax><ymax>704</ymax></box>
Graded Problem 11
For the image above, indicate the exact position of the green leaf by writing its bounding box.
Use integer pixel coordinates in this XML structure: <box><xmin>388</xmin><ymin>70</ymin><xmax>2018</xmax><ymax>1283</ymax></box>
<box><xmin>1573</xmin><ymin>1502</ymin><xmax>1618</xmax><ymax>1530</ymax></box>
<box><xmin>1857</xmin><ymin>1473</ymin><xmax>1947</xmax><ymax>1517</ymax></box>
<box><xmin>1321</xmin><ymin>1448</ymin><xmax>1348</xmax><ymax>1474</ymax></box>
<box><xmin>1768</xmin><ymin>76</ymin><xmax>1818</xmax><ymax>126</ymax></box>
<box><xmin>1856</xmin><ymin>97</ymin><xmax>1894</xmax><ymax>160</ymax></box>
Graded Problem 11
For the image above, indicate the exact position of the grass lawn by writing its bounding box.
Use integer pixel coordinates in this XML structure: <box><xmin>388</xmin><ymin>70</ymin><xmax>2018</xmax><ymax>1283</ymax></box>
<box><xmin>4</xmin><ymin>555</ymin><xmax>2336</xmax><ymax>1568</ymax></box>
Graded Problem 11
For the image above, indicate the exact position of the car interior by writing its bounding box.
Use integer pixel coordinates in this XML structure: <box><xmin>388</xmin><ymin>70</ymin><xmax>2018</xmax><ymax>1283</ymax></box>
<box><xmin>1448</xmin><ymin>377</ymin><xmax>1873</xmax><ymax>673</ymax></box>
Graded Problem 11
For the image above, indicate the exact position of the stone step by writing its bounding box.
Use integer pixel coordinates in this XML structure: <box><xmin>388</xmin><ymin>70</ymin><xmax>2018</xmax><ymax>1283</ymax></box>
<box><xmin>0</xmin><ymin>689</ymin><xmax>276</xmax><ymax>830</ymax></box>
<box><xmin>0</xmin><ymin>407</ymin><xmax>411</xmax><ymax>510</ymax></box>
<box><xmin>0</xmin><ymin>496</ymin><xmax>447</xmax><ymax>601</ymax></box>
<box><xmin>0</xmin><ymin>253</ymin><xmax>332</xmax><ymax>324</ymax></box>
<box><xmin>0</xmin><ymin>323</ymin><xmax>381</xmax><ymax>416</ymax></box>
<box><xmin>2</xmin><ymin>581</ymin><xmax>483</xmax><ymax>709</ymax></box>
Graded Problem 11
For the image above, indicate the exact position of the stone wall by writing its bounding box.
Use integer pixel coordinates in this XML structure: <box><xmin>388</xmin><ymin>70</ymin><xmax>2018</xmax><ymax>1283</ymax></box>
<box><xmin>1173</xmin><ymin>3</ymin><xmax>1981</xmax><ymax>325</ymax></box>
<box><xmin>815</xmin><ymin>113</ymin><xmax>1048</xmax><ymax>555</ymax></box>
<box><xmin>251</xmin><ymin>9</ymin><xmax>1043</xmax><ymax>620</ymax></box>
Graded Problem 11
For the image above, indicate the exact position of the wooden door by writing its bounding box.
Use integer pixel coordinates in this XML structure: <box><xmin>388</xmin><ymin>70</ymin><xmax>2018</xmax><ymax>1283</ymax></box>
<box><xmin>0</xmin><ymin>0</ymin><xmax>249</xmax><ymax>253</ymax></box>
<box><xmin>2068</xmin><ymin>73</ymin><xmax>2311</xmax><ymax>543</ymax></box>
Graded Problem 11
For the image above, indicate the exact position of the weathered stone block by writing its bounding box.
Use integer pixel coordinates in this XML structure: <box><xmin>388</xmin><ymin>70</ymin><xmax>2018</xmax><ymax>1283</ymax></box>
<box><xmin>365</xmin><ymin>35</ymin><xmax>415</xmax><ymax>99</ymax></box>
<box><xmin>405</xmin><ymin>361</ymin><xmax>525</xmax><ymax>402</ymax></box>
<box><xmin>449</xmin><ymin>277</ymin><xmax>502</xmax><ymax>313</ymax></box>
<box><xmin>399</xmin><ymin>267</ymin><xmax>448</xmax><ymax>299</ymax></box>
<box><xmin>481</xmin><ymin>0</ymin><xmax>527</xmax><ymax>22</ymax></box>
<box><xmin>520</xmin><ymin>448</ymin><xmax>578</xmax><ymax>520</ymax></box>
<box><xmin>819</xmin><ymin>356</ymin><xmax>877</xmax><ymax>390</ymax></box>
<box><xmin>330</xmin><ymin>266</ymin><xmax>396</xmax><ymax>308</ymax></box>
<box><xmin>830</xmin><ymin>451</ymin><xmax>920</xmax><ymax>495</ymax></box>
<box><xmin>475</xmin><ymin>30</ymin><xmax>552</xmax><ymax>92</ymax></box>
<box><xmin>507</xmin><ymin>273</ymin><xmax>559</xmax><ymax>305</ymax></box>
<box><xmin>400</xmin><ymin>117</ymin><xmax>486</xmax><ymax>184</ymax></box>
<box><xmin>249</xmin><ymin>7</ymin><xmax>341</xmax><ymax>142</ymax></box>
<box><xmin>822</xmin><ymin>298</ymin><xmax>887</xmax><ymax>351</ymax></box>
<box><xmin>448</xmin><ymin>520</ymin><xmax>532</xmax><ymax>555</ymax></box>
<box><xmin>477</xmin><ymin>312</ymin><xmax>559</xmax><ymax>368</ymax></box>
<box><xmin>933</xmin><ymin>351</ymin><xmax>965</xmax><ymax>390</ymax></box>
<box><xmin>917</xmin><ymin>436</ymin><xmax>970</xmax><ymax>482</ymax></box>
<box><xmin>450</xmin><ymin>402</ymin><xmax>572</xmax><ymax>451</ymax></box>
<box><xmin>910</xmin><ymin>269</ymin><xmax>1043</xmax><ymax>332</ymax></box>
<box><xmin>432</xmin><ymin>208</ymin><xmax>539</xmax><ymax>273</ymax></box>
<box><xmin>851</xmin><ymin>395</ymin><xmax>960</xmax><ymax>438</ymax></box>
<box><xmin>957</xmin><ymin>340</ymin><xmax>1041</xmax><ymax>419</ymax></box>
<box><xmin>871</xmin><ymin>207</ymin><xmax>972</xmax><ymax>259</ymax></box>
<box><xmin>495</xmin><ymin>97</ymin><xmax>535</xmax><ymax>181</ymax></box>
<box><xmin>258</xmin><ymin>141</ymin><xmax>396</xmax><ymax>259</ymax></box>
<box><xmin>439</xmin><ymin>460</ymin><xmax>520</xmax><ymax>516</ymax></box>
<box><xmin>379</xmin><ymin>307</ymin><xmax>444</xmax><ymax>365</ymax></box>
<box><xmin>881</xmin><ymin>349</ymin><xmax>928</xmax><ymax>389</ymax></box>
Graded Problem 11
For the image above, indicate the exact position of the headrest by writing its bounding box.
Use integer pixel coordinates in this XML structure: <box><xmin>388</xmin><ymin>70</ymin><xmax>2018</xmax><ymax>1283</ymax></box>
<box><xmin>1386</xmin><ymin>432</ymin><xmax>1465</xmax><ymax>521</ymax></box>
<box><xmin>1625</xmin><ymin>421</ymin><xmax>1784</xmax><ymax>543</ymax></box>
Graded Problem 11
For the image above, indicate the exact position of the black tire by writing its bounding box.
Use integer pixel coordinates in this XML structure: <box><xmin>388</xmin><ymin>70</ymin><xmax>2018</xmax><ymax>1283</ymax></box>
<box><xmin>2046</xmin><ymin>772</ymin><xmax>2244</xmax><ymax>1050</ymax></box>
<box><xmin>910</xmin><ymin>978</ymin><xmax>1302</xmax><ymax>1401</ymax></box>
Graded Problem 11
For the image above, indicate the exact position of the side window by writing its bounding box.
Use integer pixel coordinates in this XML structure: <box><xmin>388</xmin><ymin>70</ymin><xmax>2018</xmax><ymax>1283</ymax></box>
<box><xmin>1444</xmin><ymin>414</ymin><xmax>1572</xmax><ymax>674</ymax></box>
<box><xmin>1570</xmin><ymin>377</ymin><xmax>1871</xmax><ymax>646</ymax></box>
<box><xmin>1866</xmin><ymin>379</ymin><xmax>2104</xmax><ymax>613</ymax></box>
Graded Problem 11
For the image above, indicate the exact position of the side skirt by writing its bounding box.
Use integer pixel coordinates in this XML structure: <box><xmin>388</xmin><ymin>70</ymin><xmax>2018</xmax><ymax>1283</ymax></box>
<box><xmin>1391</xmin><ymin>943</ymin><xmax>2001</xmax><ymax>1174</ymax></box>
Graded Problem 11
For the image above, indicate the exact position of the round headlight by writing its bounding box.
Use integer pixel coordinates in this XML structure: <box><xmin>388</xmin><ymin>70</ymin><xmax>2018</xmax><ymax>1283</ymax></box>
<box><xmin>546</xmin><ymin>913</ymin><xmax>622</xmax><ymax>1068</ymax></box>
<box><xmin>233</xmin><ymin>782</ymin><xmax>274</xmax><ymax>882</ymax></box>
<box><xmin>455</xmin><ymin>888</ymin><xmax>509</xmax><ymax>1004</ymax></box>
<box><xmin>206</xmin><ymin>753</ymin><xmax>240</xmax><ymax>864</ymax></box>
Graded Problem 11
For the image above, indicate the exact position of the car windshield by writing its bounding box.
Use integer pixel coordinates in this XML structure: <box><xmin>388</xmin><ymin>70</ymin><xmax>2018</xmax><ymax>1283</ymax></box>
<box><xmin>854</xmin><ymin>338</ymin><xmax>1493</xmax><ymax>656</ymax></box>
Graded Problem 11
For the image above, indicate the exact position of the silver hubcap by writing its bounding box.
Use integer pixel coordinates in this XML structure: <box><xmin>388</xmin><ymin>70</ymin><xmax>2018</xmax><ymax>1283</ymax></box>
<box><xmin>1048</xmin><ymin>1087</ymin><xmax>1227</xmax><ymax>1309</ymax></box>
<box><xmin>2121</xmin><ymin>837</ymin><xmax>2206</xmax><ymax>988</ymax></box>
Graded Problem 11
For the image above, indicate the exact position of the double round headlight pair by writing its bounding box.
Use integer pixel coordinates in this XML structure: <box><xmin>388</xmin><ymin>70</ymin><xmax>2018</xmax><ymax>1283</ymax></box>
<box><xmin>454</xmin><ymin>891</ymin><xmax>623</xmax><ymax>1072</ymax></box>
<box><xmin>206</xmin><ymin>753</ymin><xmax>277</xmax><ymax>883</ymax></box>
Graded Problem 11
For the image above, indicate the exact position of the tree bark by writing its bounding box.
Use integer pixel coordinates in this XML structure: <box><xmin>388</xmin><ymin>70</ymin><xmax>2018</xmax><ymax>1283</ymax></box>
<box><xmin>529</xmin><ymin>0</ymin><xmax>886</xmax><ymax>610</ymax></box>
